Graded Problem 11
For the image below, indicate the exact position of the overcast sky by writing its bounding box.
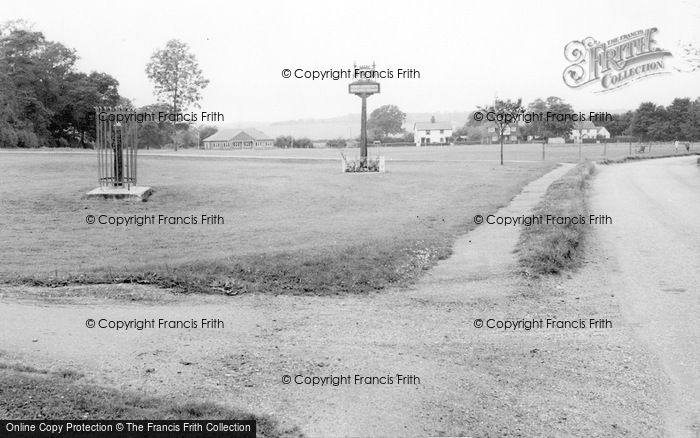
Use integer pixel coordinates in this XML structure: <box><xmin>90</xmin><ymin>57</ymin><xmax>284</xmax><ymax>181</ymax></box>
<box><xmin>4</xmin><ymin>0</ymin><xmax>700</xmax><ymax>123</ymax></box>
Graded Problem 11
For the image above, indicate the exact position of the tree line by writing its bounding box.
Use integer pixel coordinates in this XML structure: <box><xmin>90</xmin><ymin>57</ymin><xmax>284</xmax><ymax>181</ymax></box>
<box><xmin>0</xmin><ymin>22</ymin><xmax>122</xmax><ymax>148</ymax></box>
<box><xmin>455</xmin><ymin>96</ymin><xmax>700</xmax><ymax>144</ymax></box>
<box><xmin>0</xmin><ymin>21</ymin><xmax>213</xmax><ymax>149</ymax></box>
<box><xmin>2</xmin><ymin>21</ymin><xmax>698</xmax><ymax>149</ymax></box>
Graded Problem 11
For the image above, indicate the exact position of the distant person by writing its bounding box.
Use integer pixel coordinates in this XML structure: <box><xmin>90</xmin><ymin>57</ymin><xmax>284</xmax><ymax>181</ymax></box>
<box><xmin>674</xmin><ymin>140</ymin><xmax>679</xmax><ymax>153</ymax></box>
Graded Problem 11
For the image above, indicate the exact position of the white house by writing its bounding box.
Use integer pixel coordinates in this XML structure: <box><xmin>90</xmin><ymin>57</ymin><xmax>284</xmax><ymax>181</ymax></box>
<box><xmin>202</xmin><ymin>128</ymin><xmax>274</xmax><ymax>149</ymax></box>
<box><xmin>414</xmin><ymin>122</ymin><xmax>453</xmax><ymax>147</ymax></box>
<box><xmin>486</xmin><ymin>122</ymin><xmax>518</xmax><ymax>143</ymax></box>
<box><xmin>570</xmin><ymin>121</ymin><xmax>610</xmax><ymax>141</ymax></box>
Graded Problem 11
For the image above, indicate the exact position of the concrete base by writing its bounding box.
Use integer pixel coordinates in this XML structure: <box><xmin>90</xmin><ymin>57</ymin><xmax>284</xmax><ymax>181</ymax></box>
<box><xmin>85</xmin><ymin>186</ymin><xmax>152</xmax><ymax>201</ymax></box>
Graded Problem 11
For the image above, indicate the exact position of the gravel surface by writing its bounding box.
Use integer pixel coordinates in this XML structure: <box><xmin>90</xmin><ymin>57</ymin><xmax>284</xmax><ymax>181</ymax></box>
<box><xmin>591</xmin><ymin>156</ymin><xmax>700</xmax><ymax>437</ymax></box>
<box><xmin>2</xmin><ymin>160</ymin><xmax>692</xmax><ymax>437</ymax></box>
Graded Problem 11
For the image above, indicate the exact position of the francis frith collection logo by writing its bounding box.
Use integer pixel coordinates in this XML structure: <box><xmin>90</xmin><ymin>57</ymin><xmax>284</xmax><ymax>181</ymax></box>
<box><xmin>563</xmin><ymin>28</ymin><xmax>672</xmax><ymax>92</ymax></box>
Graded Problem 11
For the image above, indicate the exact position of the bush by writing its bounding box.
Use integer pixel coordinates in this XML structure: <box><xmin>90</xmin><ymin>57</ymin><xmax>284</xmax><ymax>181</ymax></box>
<box><xmin>341</xmin><ymin>154</ymin><xmax>382</xmax><ymax>172</ymax></box>
<box><xmin>326</xmin><ymin>138</ymin><xmax>347</xmax><ymax>148</ymax></box>
<box><xmin>274</xmin><ymin>136</ymin><xmax>314</xmax><ymax>148</ymax></box>
<box><xmin>0</xmin><ymin>126</ymin><xmax>19</xmax><ymax>148</ymax></box>
<box><xmin>16</xmin><ymin>130</ymin><xmax>40</xmax><ymax>148</ymax></box>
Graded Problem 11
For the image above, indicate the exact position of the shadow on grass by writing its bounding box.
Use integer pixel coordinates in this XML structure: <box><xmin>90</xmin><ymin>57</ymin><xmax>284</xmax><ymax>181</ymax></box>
<box><xmin>0</xmin><ymin>367</ymin><xmax>302</xmax><ymax>438</ymax></box>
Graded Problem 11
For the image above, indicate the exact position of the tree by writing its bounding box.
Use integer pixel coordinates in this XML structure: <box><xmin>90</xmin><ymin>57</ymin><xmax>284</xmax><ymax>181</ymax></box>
<box><xmin>479</xmin><ymin>98</ymin><xmax>524</xmax><ymax>165</ymax></box>
<box><xmin>145</xmin><ymin>39</ymin><xmax>209</xmax><ymax>120</ymax></box>
<box><xmin>687</xmin><ymin>98</ymin><xmax>700</xmax><ymax>141</ymax></box>
<box><xmin>274</xmin><ymin>136</ymin><xmax>313</xmax><ymax>148</ymax></box>
<box><xmin>274</xmin><ymin>136</ymin><xmax>292</xmax><ymax>148</ymax></box>
<box><xmin>525</xmin><ymin>96</ymin><xmax>574</xmax><ymax>143</ymax></box>
<box><xmin>137</xmin><ymin>103</ymin><xmax>175</xmax><ymax>149</ymax></box>
<box><xmin>0</xmin><ymin>24</ymin><xmax>121</xmax><ymax>148</ymax></box>
<box><xmin>0</xmin><ymin>29</ymin><xmax>73</xmax><ymax>146</ymax></box>
<box><xmin>600</xmin><ymin>111</ymin><xmax>633</xmax><ymax>138</ymax></box>
<box><xmin>367</xmin><ymin>105</ymin><xmax>406</xmax><ymax>140</ymax></box>
<box><xmin>171</xmin><ymin>129</ymin><xmax>198</xmax><ymax>149</ymax></box>
<box><xmin>293</xmin><ymin>137</ymin><xmax>314</xmax><ymax>148</ymax></box>
<box><xmin>667</xmin><ymin>98</ymin><xmax>692</xmax><ymax>140</ymax></box>
<box><xmin>326</xmin><ymin>138</ymin><xmax>347</xmax><ymax>148</ymax></box>
<box><xmin>629</xmin><ymin>103</ymin><xmax>674</xmax><ymax>142</ymax></box>
<box><xmin>61</xmin><ymin>71</ymin><xmax>120</xmax><ymax>147</ymax></box>
<box><xmin>197</xmin><ymin>125</ymin><xmax>218</xmax><ymax>147</ymax></box>
<box><xmin>544</xmin><ymin>97</ymin><xmax>575</xmax><ymax>141</ymax></box>
<box><xmin>629</xmin><ymin>102</ymin><xmax>658</xmax><ymax>142</ymax></box>
<box><xmin>646</xmin><ymin>106</ymin><xmax>670</xmax><ymax>141</ymax></box>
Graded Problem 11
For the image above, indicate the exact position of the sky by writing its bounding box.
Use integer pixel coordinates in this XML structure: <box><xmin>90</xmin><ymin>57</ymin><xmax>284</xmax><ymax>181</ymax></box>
<box><xmin>4</xmin><ymin>0</ymin><xmax>700</xmax><ymax>124</ymax></box>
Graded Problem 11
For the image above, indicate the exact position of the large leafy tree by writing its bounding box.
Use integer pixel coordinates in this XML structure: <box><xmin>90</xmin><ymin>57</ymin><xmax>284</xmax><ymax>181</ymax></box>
<box><xmin>666</xmin><ymin>98</ymin><xmax>693</xmax><ymax>141</ymax></box>
<box><xmin>629</xmin><ymin>102</ymin><xmax>658</xmax><ymax>142</ymax></box>
<box><xmin>58</xmin><ymin>72</ymin><xmax>120</xmax><ymax>147</ymax></box>
<box><xmin>145</xmin><ymin>40</ymin><xmax>209</xmax><ymax>114</ymax></box>
<box><xmin>646</xmin><ymin>106</ymin><xmax>670</xmax><ymax>141</ymax></box>
<box><xmin>0</xmin><ymin>29</ymin><xmax>69</xmax><ymax>145</ymax></box>
<box><xmin>687</xmin><ymin>98</ymin><xmax>700</xmax><ymax>141</ymax></box>
<box><xmin>600</xmin><ymin>111</ymin><xmax>633</xmax><ymax>137</ymax></box>
<box><xmin>136</xmin><ymin>103</ymin><xmax>175</xmax><ymax>149</ymax></box>
<box><xmin>0</xmin><ymin>23</ymin><xmax>121</xmax><ymax>147</ymax></box>
<box><xmin>525</xmin><ymin>96</ymin><xmax>575</xmax><ymax>142</ymax></box>
<box><xmin>367</xmin><ymin>105</ymin><xmax>406</xmax><ymax>140</ymax></box>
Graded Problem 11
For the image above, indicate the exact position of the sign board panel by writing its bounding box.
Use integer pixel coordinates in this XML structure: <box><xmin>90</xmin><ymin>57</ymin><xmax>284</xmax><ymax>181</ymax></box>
<box><xmin>349</xmin><ymin>82</ymin><xmax>380</xmax><ymax>95</ymax></box>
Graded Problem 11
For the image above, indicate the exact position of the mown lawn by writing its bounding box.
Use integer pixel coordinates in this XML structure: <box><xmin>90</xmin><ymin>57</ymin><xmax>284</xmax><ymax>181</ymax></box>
<box><xmin>0</xmin><ymin>152</ymin><xmax>553</xmax><ymax>294</ymax></box>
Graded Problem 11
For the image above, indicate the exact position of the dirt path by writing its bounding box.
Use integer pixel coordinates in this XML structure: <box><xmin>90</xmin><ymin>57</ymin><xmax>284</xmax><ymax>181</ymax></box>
<box><xmin>590</xmin><ymin>156</ymin><xmax>700</xmax><ymax>437</ymax></box>
<box><xmin>0</xmin><ymin>162</ymin><xmax>669</xmax><ymax>437</ymax></box>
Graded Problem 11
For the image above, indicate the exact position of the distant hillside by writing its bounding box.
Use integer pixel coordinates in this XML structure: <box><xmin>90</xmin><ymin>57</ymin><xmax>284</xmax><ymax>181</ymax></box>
<box><xmin>221</xmin><ymin>112</ymin><xmax>472</xmax><ymax>140</ymax></box>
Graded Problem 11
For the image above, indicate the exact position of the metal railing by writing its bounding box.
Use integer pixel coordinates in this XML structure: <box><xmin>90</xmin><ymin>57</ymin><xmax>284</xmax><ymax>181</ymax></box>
<box><xmin>95</xmin><ymin>107</ymin><xmax>138</xmax><ymax>187</ymax></box>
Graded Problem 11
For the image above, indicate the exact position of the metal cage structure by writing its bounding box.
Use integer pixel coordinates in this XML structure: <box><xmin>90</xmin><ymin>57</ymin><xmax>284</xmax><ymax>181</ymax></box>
<box><xmin>95</xmin><ymin>107</ymin><xmax>138</xmax><ymax>187</ymax></box>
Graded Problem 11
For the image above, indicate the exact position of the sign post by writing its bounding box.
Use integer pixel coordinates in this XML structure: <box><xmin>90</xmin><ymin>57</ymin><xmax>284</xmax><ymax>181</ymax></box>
<box><xmin>349</xmin><ymin>63</ymin><xmax>380</xmax><ymax>168</ymax></box>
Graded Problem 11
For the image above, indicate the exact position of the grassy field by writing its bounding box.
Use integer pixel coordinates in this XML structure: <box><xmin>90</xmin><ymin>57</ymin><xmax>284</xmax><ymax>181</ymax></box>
<box><xmin>138</xmin><ymin>141</ymin><xmax>698</xmax><ymax>163</ymax></box>
<box><xmin>0</xmin><ymin>150</ymin><xmax>554</xmax><ymax>294</ymax></box>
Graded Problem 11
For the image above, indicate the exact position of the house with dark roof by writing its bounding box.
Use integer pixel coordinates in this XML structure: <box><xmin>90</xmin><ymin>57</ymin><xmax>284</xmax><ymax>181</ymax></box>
<box><xmin>202</xmin><ymin>128</ymin><xmax>274</xmax><ymax>149</ymax></box>
<box><xmin>570</xmin><ymin>121</ymin><xmax>610</xmax><ymax>141</ymax></box>
<box><xmin>414</xmin><ymin>121</ymin><xmax>453</xmax><ymax>146</ymax></box>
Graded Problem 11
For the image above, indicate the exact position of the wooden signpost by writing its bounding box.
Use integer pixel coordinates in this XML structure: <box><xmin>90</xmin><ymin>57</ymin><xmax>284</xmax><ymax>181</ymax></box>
<box><xmin>349</xmin><ymin>63</ymin><xmax>380</xmax><ymax>168</ymax></box>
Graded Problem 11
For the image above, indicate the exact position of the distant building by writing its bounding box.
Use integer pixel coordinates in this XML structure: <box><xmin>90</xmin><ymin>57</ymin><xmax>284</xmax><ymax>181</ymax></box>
<box><xmin>414</xmin><ymin>121</ymin><xmax>453</xmax><ymax>146</ymax></box>
<box><xmin>202</xmin><ymin>128</ymin><xmax>274</xmax><ymax>149</ymax></box>
<box><xmin>570</xmin><ymin>121</ymin><xmax>610</xmax><ymax>141</ymax></box>
<box><xmin>485</xmin><ymin>122</ymin><xmax>519</xmax><ymax>143</ymax></box>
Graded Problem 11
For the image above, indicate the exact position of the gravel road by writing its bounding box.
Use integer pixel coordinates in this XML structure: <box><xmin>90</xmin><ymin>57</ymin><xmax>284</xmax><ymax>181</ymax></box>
<box><xmin>591</xmin><ymin>156</ymin><xmax>700</xmax><ymax>437</ymax></box>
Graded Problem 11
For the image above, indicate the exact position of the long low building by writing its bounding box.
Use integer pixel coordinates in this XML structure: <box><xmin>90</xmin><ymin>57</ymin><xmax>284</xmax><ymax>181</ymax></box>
<box><xmin>202</xmin><ymin>128</ymin><xmax>274</xmax><ymax>149</ymax></box>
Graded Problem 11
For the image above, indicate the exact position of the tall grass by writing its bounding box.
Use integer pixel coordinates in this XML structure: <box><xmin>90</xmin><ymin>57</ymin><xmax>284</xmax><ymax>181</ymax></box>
<box><xmin>516</xmin><ymin>162</ymin><xmax>596</xmax><ymax>276</ymax></box>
